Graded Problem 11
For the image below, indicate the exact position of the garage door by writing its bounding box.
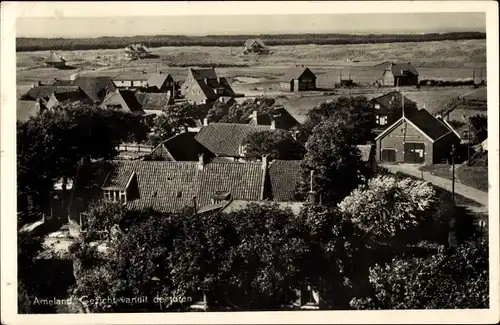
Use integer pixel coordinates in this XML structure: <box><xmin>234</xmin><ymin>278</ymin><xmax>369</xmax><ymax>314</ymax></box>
<box><xmin>381</xmin><ymin>149</ymin><xmax>396</xmax><ymax>162</ymax></box>
<box><xmin>404</xmin><ymin>142</ymin><xmax>425</xmax><ymax>164</ymax></box>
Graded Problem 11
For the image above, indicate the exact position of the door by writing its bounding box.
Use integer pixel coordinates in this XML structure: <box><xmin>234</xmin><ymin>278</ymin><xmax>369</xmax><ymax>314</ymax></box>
<box><xmin>381</xmin><ymin>148</ymin><xmax>396</xmax><ymax>162</ymax></box>
<box><xmin>404</xmin><ymin>142</ymin><xmax>425</xmax><ymax>164</ymax></box>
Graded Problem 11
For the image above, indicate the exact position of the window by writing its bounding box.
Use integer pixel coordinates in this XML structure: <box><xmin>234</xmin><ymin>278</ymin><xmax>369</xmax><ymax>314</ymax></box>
<box><xmin>379</xmin><ymin>116</ymin><xmax>388</xmax><ymax>126</ymax></box>
<box><xmin>375</xmin><ymin>115</ymin><xmax>379</xmax><ymax>124</ymax></box>
<box><xmin>103</xmin><ymin>189</ymin><xmax>126</xmax><ymax>203</ymax></box>
<box><xmin>104</xmin><ymin>190</ymin><xmax>111</xmax><ymax>200</ymax></box>
<box><xmin>119</xmin><ymin>191</ymin><xmax>126</xmax><ymax>203</ymax></box>
<box><xmin>375</xmin><ymin>104</ymin><xmax>380</xmax><ymax>110</ymax></box>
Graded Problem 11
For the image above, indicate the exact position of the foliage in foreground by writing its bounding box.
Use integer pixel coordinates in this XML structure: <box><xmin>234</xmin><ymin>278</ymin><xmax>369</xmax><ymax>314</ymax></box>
<box><xmin>350</xmin><ymin>240</ymin><xmax>489</xmax><ymax>309</ymax></box>
<box><xmin>241</xmin><ymin>129</ymin><xmax>305</xmax><ymax>161</ymax></box>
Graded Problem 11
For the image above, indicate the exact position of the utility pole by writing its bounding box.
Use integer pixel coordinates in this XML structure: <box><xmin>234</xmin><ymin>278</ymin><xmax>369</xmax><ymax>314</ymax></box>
<box><xmin>468</xmin><ymin>117</ymin><xmax>471</xmax><ymax>161</ymax></box>
<box><xmin>451</xmin><ymin>144</ymin><xmax>455</xmax><ymax>205</ymax></box>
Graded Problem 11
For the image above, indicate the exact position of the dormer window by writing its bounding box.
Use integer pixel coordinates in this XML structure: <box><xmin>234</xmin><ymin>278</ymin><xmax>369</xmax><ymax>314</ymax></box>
<box><xmin>102</xmin><ymin>171</ymin><xmax>137</xmax><ymax>204</ymax></box>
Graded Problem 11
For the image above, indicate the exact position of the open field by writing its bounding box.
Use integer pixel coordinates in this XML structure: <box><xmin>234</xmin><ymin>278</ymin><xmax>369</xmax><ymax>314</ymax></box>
<box><xmin>16</xmin><ymin>40</ymin><xmax>486</xmax><ymax>122</ymax></box>
<box><xmin>419</xmin><ymin>164</ymin><xmax>489</xmax><ymax>192</ymax></box>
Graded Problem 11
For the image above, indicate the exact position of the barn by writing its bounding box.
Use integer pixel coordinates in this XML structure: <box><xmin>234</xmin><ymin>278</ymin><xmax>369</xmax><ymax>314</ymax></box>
<box><xmin>283</xmin><ymin>66</ymin><xmax>317</xmax><ymax>92</ymax></box>
<box><xmin>375</xmin><ymin>108</ymin><xmax>460</xmax><ymax>165</ymax></box>
<box><xmin>377</xmin><ymin>62</ymin><xmax>419</xmax><ymax>87</ymax></box>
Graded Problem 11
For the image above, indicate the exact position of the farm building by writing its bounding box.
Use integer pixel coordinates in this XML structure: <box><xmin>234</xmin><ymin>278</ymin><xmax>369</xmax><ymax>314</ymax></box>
<box><xmin>283</xmin><ymin>66</ymin><xmax>317</xmax><ymax>92</ymax></box>
<box><xmin>53</xmin><ymin>75</ymin><xmax>117</xmax><ymax>104</ymax></box>
<box><xmin>125</xmin><ymin>43</ymin><xmax>152</xmax><ymax>59</ymax></box>
<box><xmin>45</xmin><ymin>51</ymin><xmax>66</xmax><ymax>69</ymax></box>
<box><xmin>243</xmin><ymin>39</ymin><xmax>269</xmax><ymax>54</ymax></box>
<box><xmin>181</xmin><ymin>68</ymin><xmax>243</xmax><ymax>106</ymax></box>
<box><xmin>375</xmin><ymin>108</ymin><xmax>460</xmax><ymax>165</ymax></box>
<box><xmin>45</xmin><ymin>89</ymin><xmax>92</xmax><ymax>110</ymax></box>
<box><xmin>376</xmin><ymin>62</ymin><xmax>419</xmax><ymax>87</ymax></box>
<box><xmin>369</xmin><ymin>91</ymin><xmax>418</xmax><ymax>135</ymax></box>
<box><xmin>134</xmin><ymin>92</ymin><xmax>173</xmax><ymax>114</ymax></box>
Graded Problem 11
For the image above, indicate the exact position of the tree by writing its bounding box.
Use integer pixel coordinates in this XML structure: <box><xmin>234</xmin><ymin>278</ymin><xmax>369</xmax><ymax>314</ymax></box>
<box><xmin>301</xmin><ymin>117</ymin><xmax>365</xmax><ymax>204</ymax></box>
<box><xmin>18</xmin><ymin>232</ymin><xmax>44</xmax><ymax>313</ymax></box>
<box><xmin>350</xmin><ymin>241</ymin><xmax>489</xmax><ymax>309</ymax></box>
<box><xmin>148</xmin><ymin>114</ymin><xmax>175</xmax><ymax>147</ymax></box>
<box><xmin>299</xmin><ymin>96</ymin><xmax>375</xmax><ymax>145</ymax></box>
<box><xmin>469</xmin><ymin>114</ymin><xmax>487</xmax><ymax>144</ymax></box>
<box><xmin>71</xmin><ymin>210</ymin><xmax>182</xmax><ymax>312</ymax></box>
<box><xmin>162</xmin><ymin>102</ymin><xmax>200</xmax><ymax>132</ymax></box>
<box><xmin>338</xmin><ymin>175</ymin><xmax>437</xmax><ymax>243</ymax></box>
<box><xmin>17</xmin><ymin>103</ymin><xmax>149</xmax><ymax>215</ymax></box>
<box><xmin>206</xmin><ymin>97</ymin><xmax>277</xmax><ymax>123</ymax></box>
<box><xmin>297</xmin><ymin>204</ymin><xmax>365</xmax><ymax>309</ymax></box>
<box><xmin>242</xmin><ymin>129</ymin><xmax>305</xmax><ymax>160</ymax></box>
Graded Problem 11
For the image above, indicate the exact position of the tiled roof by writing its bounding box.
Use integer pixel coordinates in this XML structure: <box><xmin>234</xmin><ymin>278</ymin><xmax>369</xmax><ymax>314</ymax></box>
<box><xmin>135</xmin><ymin>93</ymin><xmax>171</xmax><ymax>110</ymax></box>
<box><xmin>113</xmin><ymin>71</ymin><xmax>150</xmax><ymax>81</ymax></box>
<box><xmin>284</xmin><ymin>67</ymin><xmax>316</xmax><ymax>81</ymax></box>
<box><xmin>149</xmin><ymin>132</ymin><xmax>214</xmax><ymax>161</ymax></box>
<box><xmin>125</xmin><ymin>43</ymin><xmax>151</xmax><ymax>53</ymax></box>
<box><xmin>357</xmin><ymin>144</ymin><xmax>374</xmax><ymax>163</ymax></box>
<box><xmin>72</xmin><ymin>76</ymin><xmax>116</xmax><ymax>103</ymax></box>
<box><xmin>268</xmin><ymin>160</ymin><xmax>302</xmax><ymax>202</ymax></box>
<box><xmin>195</xmin><ymin>123</ymin><xmax>271</xmax><ymax>157</ymax></box>
<box><xmin>406</xmin><ymin>109</ymin><xmax>452</xmax><ymax>141</ymax></box>
<box><xmin>23</xmin><ymin>86</ymin><xmax>80</xmax><ymax>101</ymax></box>
<box><xmin>101</xmin><ymin>90</ymin><xmax>143</xmax><ymax>113</ymax></box>
<box><xmin>52</xmin><ymin>79</ymin><xmax>73</xmax><ymax>86</ymax></box>
<box><xmin>100</xmin><ymin>160</ymin><xmax>265</xmax><ymax>213</ymax></box>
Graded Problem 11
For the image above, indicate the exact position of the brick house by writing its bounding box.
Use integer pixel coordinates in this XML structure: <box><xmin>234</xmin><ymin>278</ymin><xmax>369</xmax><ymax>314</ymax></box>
<box><xmin>377</xmin><ymin>62</ymin><xmax>419</xmax><ymax>87</ymax></box>
<box><xmin>369</xmin><ymin>91</ymin><xmax>418</xmax><ymax>135</ymax></box>
<box><xmin>375</xmin><ymin>108</ymin><xmax>460</xmax><ymax>165</ymax></box>
<box><xmin>283</xmin><ymin>67</ymin><xmax>317</xmax><ymax>92</ymax></box>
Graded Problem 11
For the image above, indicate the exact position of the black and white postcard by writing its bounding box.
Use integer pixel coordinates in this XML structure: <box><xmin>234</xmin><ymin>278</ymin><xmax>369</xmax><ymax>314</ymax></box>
<box><xmin>1</xmin><ymin>1</ymin><xmax>499</xmax><ymax>324</ymax></box>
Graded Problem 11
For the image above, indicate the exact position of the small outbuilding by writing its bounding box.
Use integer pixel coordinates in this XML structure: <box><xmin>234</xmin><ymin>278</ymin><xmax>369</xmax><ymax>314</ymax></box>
<box><xmin>283</xmin><ymin>66</ymin><xmax>317</xmax><ymax>92</ymax></box>
<box><xmin>376</xmin><ymin>62</ymin><xmax>419</xmax><ymax>87</ymax></box>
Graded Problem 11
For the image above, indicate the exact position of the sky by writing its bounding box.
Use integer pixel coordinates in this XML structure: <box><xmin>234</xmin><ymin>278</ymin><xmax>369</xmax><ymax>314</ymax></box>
<box><xmin>16</xmin><ymin>12</ymin><xmax>486</xmax><ymax>38</ymax></box>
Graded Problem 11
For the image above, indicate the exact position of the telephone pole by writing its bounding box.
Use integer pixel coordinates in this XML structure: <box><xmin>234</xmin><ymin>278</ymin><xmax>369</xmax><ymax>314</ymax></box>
<box><xmin>451</xmin><ymin>144</ymin><xmax>455</xmax><ymax>205</ymax></box>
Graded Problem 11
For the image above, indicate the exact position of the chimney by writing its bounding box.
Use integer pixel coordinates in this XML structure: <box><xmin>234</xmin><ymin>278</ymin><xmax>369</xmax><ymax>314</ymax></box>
<box><xmin>198</xmin><ymin>154</ymin><xmax>204</xmax><ymax>170</ymax></box>
<box><xmin>261</xmin><ymin>154</ymin><xmax>268</xmax><ymax>171</ymax></box>
<box><xmin>31</xmin><ymin>84</ymin><xmax>35</xmax><ymax>88</ymax></box>
<box><xmin>38</xmin><ymin>81</ymin><xmax>42</xmax><ymax>86</ymax></box>
<box><xmin>192</xmin><ymin>196</ymin><xmax>198</xmax><ymax>213</ymax></box>
<box><xmin>270</xmin><ymin>119</ymin><xmax>276</xmax><ymax>130</ymax></box>
<box><xmin>203</xmin><ymin>117</ymin><xmax>209</xmax><ymax>126</ymax></box>
<box><xmin>217</xmin><ymin>77</ymin><xmax>222</xmax><ymax>84</ymax></box>
<box><xmin>204</xmin><ymin>77</ymin><xmax>209</xmax><ymax>84</ymax></box>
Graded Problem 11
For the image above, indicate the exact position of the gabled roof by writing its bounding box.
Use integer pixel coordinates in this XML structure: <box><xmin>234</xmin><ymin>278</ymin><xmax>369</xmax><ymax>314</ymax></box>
<box><xmin>244</xmin><ymin>38</ymin><xmax>267</xmax><ymax>48</ymax></box>
<box><xmin>23</xmin><ymin>86</ymin><xmax>81</xmax><ymax>101</ymax></box>
<box><xmin>17</xmin><ymin>100</ymin><xmax>42</xmax><ymax>122</ymax></box>
<box><xmin>268</xmin><ymin>160</ymin><xmax>302</xmax><ymax>202</ymax></box>
<box><xmin>71</xmin><ymin>76</ymin><xmax>116</xmax><ymax>103</ymax></box>
<box><xmin>46</xmin><ymin>90</ymin><xmax>91</xmax><ymax>109</ymax></box>
<box><xmin>284</xmin><ymin>67</ymin><xmax>316</xmax><ymax>81</ymax></box>
<box><xmin>100</xmin><ymin>160</ymin><xmax>265</xmax><ymax>212</ymax></box>
<box><xmin>195</xmin><ymin>123</ymin><xmax>271</xmax><ymax>157</ymax></box>
<box><xmin>186</xmin><ymin>76</ymin><xmax>238</xmax><ymax>102</ymax></box>
<box><xmin>375</xmin><ymin>108</ymin><xmax>452</xmax><ymax>142</ymax></box>
<box><xmin>248</xmin><ymin>106</ymin><xmax>300</xmax><ymax>130</ymax></box>
<box><xmin>113</xmin><ymin>71</ymin><xmax>150</xmax><ymax>81</ymax></box>
<box><xmin>101</xmin><ymin>90</ymin><xmax>143</xmax><ymax>113</ymax></box>
<box><xmin>125</xmin><ymin>43</ymin><xmax>151</xmax><ymax>53</ymax></box>
<box><xmin>135</xmin><ymin>92</ymin><xmax>171</xmax><ymax>110</ymax></box>
<box><xmin>149</xmin><ymin>132</ymin><xmax>214</xmax><ymax>161</ymax></box>
<box><xmin>146</xmin><ymin>73</ymin><xmax>172</xmax><ymax>89</ymax></box>
<box><xmin>45</xmin><ymin>52</ymin><xmax>66</xmax><ymax>63</ymax></box>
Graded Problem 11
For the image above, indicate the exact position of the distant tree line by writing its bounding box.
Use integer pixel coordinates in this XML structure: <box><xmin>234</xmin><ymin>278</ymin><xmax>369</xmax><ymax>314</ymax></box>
<box><xmin>17</xmin><ymin>32</ymin><xmax>485</xmax><ymax>52</ymax></box>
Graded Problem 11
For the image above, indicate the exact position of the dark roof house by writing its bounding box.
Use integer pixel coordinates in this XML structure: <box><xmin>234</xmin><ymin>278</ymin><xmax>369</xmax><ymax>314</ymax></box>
<box><xmin>243</xmin><ymin>39</ymin><xmax>269</xmax><ymax>53</ymax></box>
<box><xmin>135</xmin><ymin>92</ymin><xmax>173</xmax><ymax>111</ymax></box>
<box><xmin>283</xmin><ymin>66</ymin><xmax>317</xmax><ymax>92</ymax></box>
<box><xmin>100</xmin><ymin>89</ymin><xmax>144</xmax><ymax>114</ymax></box>
<box><xmin>70</xmin><ymin>76</ymin><xmax>117</xmax><ymax>103</ymax></box>
<box><xmin>195</xmin><ymin>123</ymin><xmax>271</xmax><ymax>159</ymax></box>
<box><xmin>247</xmin><ymin>106</ymin><xmax>300</xmax><ymax>130</ymax></box>
<box><xmin>21</xmin><ymin>85</ymin><xmax>81</xmax><ymax>101</ymax></box>
<box><xmin>181</xmin><ymin>68</ymin><xmax>242</xmax><ymax>105</ymax></box>
<box><xmin>370</xmin><ymin>91</ymin><xmax>418</xmax><ymax>134</ymax></box>
<box><xmin>147</xmin><ymin>132</ymin><xmax>215</xmax><ymax>162</ymax></box>
<box><xmin>377</xmin><ymin>62</ymin><xmax>419</xmax><ymax>87</ymax></box>
<box><xmin>146</xmin><ymin>73</ymin><xmax>176</xmax><ymax>93</ymax></box>
<box><xmin>45</xmin><ymin>89</ymin><xmax>92</xmax><ymax>110</ymax></box>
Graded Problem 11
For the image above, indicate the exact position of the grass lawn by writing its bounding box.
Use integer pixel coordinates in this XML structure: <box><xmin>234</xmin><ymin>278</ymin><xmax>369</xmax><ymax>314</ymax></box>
<box><xmin>419</xmin><ymin>164</ymin><xmax>489</xmax><ymax>192</ymax></box>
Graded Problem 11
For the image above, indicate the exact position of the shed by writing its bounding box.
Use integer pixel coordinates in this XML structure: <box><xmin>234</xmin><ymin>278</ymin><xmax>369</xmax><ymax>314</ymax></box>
<box><xmin>283</xmin><ymin>67</ymin><xmax>317</xmax><ymax>92</ymax></box>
